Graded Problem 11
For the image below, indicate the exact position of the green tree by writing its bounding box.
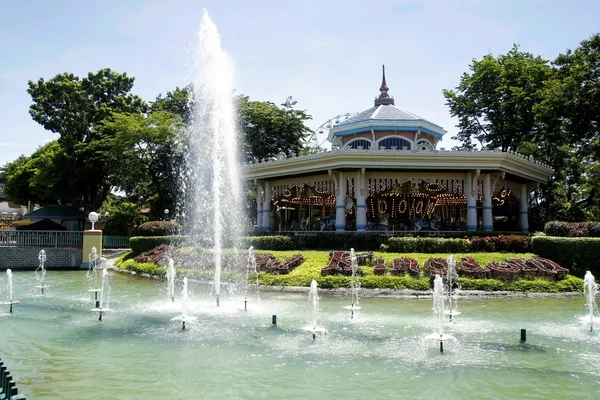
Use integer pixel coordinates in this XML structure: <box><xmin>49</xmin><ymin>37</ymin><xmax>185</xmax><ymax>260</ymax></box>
<box><xmin>98</xmin><ymin>110</ymin><xmax>185</xmax><ymax>219</ymax></box>
<box><xmin>237</xmin><ymin>95</ymin><xmax>312</xmax><ymax>162</ymax></box>
<box><xmin>151</xmin><ymin>86</ymin><xmax>192</xmax><ymax>124</ymax></box>
<box><xmin>99</xmin><ymin>195</ymin><xmax>148</xmax><ymax>236</ymax></box>
<box><xmin>2</xmin><ymin>141</ymin><xmax>73</xmax><ymax>206</ymax></box>
<box><xmin>443</xmin><ymin>45</ymin><xmax>553</xmax><ymax>151</ymax></box>
<box><xmin>535</xmin><ymin>33</ymin><xmax>600</xmax><ymax>220</ymax></box>
<box><xmin>27</xmin><ymin>69</ymin><xmax>145</xmax><ymax>213</ymax></box>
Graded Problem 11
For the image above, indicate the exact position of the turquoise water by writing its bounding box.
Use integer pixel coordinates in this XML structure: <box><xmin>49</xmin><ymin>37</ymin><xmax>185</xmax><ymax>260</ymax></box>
<box><xmin>1</xmin><ymin>271</ymin><xmax>599</xmax><ymax>399</ymax></box>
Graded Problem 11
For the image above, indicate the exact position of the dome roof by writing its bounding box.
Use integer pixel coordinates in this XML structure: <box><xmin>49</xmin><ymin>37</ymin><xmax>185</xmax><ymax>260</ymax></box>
<box><xmin>328</xmin><ymin>66</ymin><xmax>447</xmax><ymax>143</ymax></box>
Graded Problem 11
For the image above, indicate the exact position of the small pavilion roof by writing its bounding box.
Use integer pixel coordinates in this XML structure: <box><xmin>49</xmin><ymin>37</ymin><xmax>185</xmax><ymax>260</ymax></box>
<box><xmin>328</xmin><ymin>65</ymin><xmax>447</xmax><ymax>140</ymax></box>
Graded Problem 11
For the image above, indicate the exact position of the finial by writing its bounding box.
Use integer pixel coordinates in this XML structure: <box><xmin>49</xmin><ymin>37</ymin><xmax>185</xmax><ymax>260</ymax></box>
<box><xmin>374</xmin><ymin>64</ymin><xmax>395</xmax><ymax>106</ymax></box>
<box><xmin>380</xmin><ymin>65</ymin><xmax>389</xmax><ymax>93</ymax></box>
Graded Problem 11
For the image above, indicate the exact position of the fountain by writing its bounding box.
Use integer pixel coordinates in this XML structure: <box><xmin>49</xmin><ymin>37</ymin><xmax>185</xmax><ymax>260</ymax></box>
<box><xmin>427</xmin><ymin>274</ymin><xmax>455</xmax><ymax>353</ymax></box>
<box><xmin>342</xmin><ymin>248</ymin><xmax>361</xmax><ymax>318</ymax></box>
<box><xmin>90</xmin><ymin>269</ymin><xmax>112</xmax><ymax>321</ymax></box>
<box><xmin>304</xmin><ymin>279</ymin><xmax>327</xmax><ymax>340</ymax></box>
<box><xmin>171</xmin><ymin>277</ymin><xmax>197</xmax><ymax>330</ymax></box>
<box><xmin>86</xmin><ymin>246</ymin><xmax>102</xmax><ymax>301</ymax></box>
<box><xmin>583</xmin><ymin>270</ymin><xmax>598</xmax><ymax>331</ymax></box>
<box><xmin>166</xmin><ymin>256</ymin><xmax>176</xmax><ymax>303</ymax></box>
<box><xmin>244</xmin><ymin>246</ymin><xmax>260</xmax><ymax>311</ymax></box>
<box><xmin>444</xmin><ymin>255</ymin><xmax>460</xmax><ymax>321</ymax></box>
<box><xmin>184</xmin><ymin>9</ymin><xmax>245</xmax><ymax>307</ymax></box>
<box><xmin>35</xmin><ymin>249</ymin><xmax>48</xmax><ymax>294</ymax></box>
<box><xmin>1</xmin><ymin>269</ymin><xmax>20</xmax><ymax>313</ymax></box>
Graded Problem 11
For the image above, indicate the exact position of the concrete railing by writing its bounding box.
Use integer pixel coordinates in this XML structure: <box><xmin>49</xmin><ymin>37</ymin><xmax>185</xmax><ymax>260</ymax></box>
<box><xmin>0</xmin><ymin>231</ymin><xmax>83</xmax><ymax>248</ymax></box>
<box><xmin>0</xmin><ymin>357</ymin><xmax>26</xmax><ymax>399</ymax></box>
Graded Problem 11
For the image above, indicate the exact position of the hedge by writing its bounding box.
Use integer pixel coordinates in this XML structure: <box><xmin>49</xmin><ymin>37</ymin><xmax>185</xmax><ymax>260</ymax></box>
<box><xmin>531</xmin><ymin>236</ymin><xmax>600</xmax><ymax>277</ymax></box>
<box><xmin>469</xmin><ymin>235</ymin><xmax>531</xmax><ymax>253</ymax></box>
<box><xmin>136</xmin><ymin>221</ymin><xmax>182</xmax><ymax>237</ymax></box>
<box><xmin>544</xmin><ymin>221</ymin><xmax>600</xmax><ymax>237</ymax></box>
<box><xmin>130</xmin><ymin>235</ymin><xmax>188</xmax><ymax>254</ymax></box>
<box><xmin>244</xmin><ymin>235</ymin><xmax>296</xmax><ymax>251</ymax></box>
<box><xmin>385</xmin><ymin>237</ymin><xmax>470</xmax><ymax>253</ymax></box>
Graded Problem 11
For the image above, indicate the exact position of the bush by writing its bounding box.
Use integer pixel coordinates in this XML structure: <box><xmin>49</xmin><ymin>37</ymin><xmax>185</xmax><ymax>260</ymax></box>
<box><xmin>244</xmin><ymin>235</ymin><xmax>296</xmax><ymax>250</ymax></box>
<box><xmin>532</xmin><ymin>236</ymin><xmax>600</xmax><ymax>277</ymax></box>
<box><xmin>130</xmin><ymin>235</ymin><xmax>187</xmax><ymax>254</ymax></box>
<box><xmin>469</xmin><ymin>235</ymin><xmax>531</xmax><ymax>253</ymax></box>
<box><xmin>544</xmin><ymin>221</ymin><xmax>600</xmax><ymax>237</ymax></box>
<box><xmin>298</xmin><ymin>232</ymin><xmax>383</xmax><ymax>250</ymax></box>
<box><xmin>136</xmin><ymin>221</ymin><xmax>182</xmax><ymax>237</ymax></box>
<box><xmin>385</xmin><ymin>237</ymin><xmax>470</xmax><ymax>253</ymax></box>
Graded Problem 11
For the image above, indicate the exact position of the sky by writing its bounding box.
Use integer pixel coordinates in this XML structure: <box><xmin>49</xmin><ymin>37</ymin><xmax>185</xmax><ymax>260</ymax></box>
<box><xmin>1</xmin><ymin>0</ymin><xmax>599</xmax><ymax>166</ymax></box>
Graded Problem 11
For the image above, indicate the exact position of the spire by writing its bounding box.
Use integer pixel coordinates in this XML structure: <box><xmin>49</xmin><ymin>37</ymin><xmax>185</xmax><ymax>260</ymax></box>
<box><xmin>374</xmin><ymin>65</ymin><xmax>395</xmax><ymax>106</ymax></box>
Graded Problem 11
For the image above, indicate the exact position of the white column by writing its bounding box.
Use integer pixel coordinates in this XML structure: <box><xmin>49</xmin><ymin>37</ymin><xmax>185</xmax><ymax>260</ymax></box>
<box><xmin>465</xmin><ymin>172</ymin><xmax>477</xmax><ymax>231</ymax></box>
<box><xmin>520</xmin><ymin>183</ymin><xmax>529</xmax><ymax>233</ymax></box>
<box><xmin>335</xmin><ymin>171</ymin><xmax>347</xmax><ymax>232</ymax></box>
<box><xmin>254</xmin><ymin>181</ymin><xmax>264</xmax><ymax>231</ymax></box>
<box><xmin>262</xmin><ymin>181</ymin><xmax>272</xmax><ymax>232</ymax></box>
<box><xmin>355</xmin><ymin>170</ymin><xmax>367</xmax><ymax>232</ymax></box>
<box><xmin>482</xmin><ymin>173</ymin><xmax>493</xmax><ymax>231</ymax></box>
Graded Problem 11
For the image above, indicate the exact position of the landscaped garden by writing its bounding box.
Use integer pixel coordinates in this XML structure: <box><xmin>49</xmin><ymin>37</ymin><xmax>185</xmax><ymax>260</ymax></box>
<box><xmin>114</xmin><ymin>221</ymin><xmax>600</xmax><ymax>293</ymax></box>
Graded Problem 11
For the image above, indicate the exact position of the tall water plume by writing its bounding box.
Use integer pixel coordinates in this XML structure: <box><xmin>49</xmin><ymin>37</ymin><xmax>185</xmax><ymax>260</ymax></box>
<box><xmin>184</xmin><ymin>10</ymin><xmax>245</xmax><ymax>305</ymax></box>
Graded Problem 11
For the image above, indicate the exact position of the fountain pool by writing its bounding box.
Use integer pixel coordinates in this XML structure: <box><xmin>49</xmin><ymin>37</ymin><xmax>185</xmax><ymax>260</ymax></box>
<box><xmin>1</xmin><ymin>270</ymin><xmax>600</xmax><ymax>399</ymax></box>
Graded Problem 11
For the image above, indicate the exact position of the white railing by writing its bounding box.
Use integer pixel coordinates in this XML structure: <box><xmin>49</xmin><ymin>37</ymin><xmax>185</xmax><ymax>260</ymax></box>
<box><xmin>103</xmin><ymin>235</ymin><xmax>131</xmax><ymax>249</ymax></box>
<box><xmin>0</xmin><ymin>230</ymin><xmax>83</xmax><ymax>248</ymax></box>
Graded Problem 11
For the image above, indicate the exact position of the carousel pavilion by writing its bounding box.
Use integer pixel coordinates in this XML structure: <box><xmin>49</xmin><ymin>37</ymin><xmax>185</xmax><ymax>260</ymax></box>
<box><xmin>243</xmin><ymin>67</ymin><xmax>552</xmax><ymax>234</ymax></box>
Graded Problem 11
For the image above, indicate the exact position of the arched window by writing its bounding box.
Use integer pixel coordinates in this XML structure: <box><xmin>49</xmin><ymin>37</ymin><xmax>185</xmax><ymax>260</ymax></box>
<box><xmin>346</xmin><ymin>139</ymin><xmax>372</xmax><ymax>149</ymax></box>
<box><xmin>378</xmin><ymin>137</ymin><xmax>411</xmax><ymax>150</ymax></box>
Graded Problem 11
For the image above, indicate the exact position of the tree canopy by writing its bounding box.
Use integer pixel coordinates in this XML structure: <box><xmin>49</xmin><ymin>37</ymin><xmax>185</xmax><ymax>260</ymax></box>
<box><xmin>445</xmin><ymin>33</ymin><xmax>600</xmax><ymax>221</ymax></box>
<box><xmin>443</xmin><ymin>45</ymin><xmax>553</xmax><ymax>151</ymax></box>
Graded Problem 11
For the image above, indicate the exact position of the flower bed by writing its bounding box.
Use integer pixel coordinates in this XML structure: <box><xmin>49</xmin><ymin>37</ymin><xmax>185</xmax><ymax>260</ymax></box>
<box><xmin>486</xmin><ymin>261</ymin><xmax>521</xmax><ymax>280</ymax></box>
<box><xmin>457</xmin><ymin>256</ymin><xmax>487</xmax><ymax>279</ymax></box>
<box><xmin>255</xmin><ymin>253</ymin><xmax>305</xmax><ymax>274</ymax></box>
<box><xmin>391</xmin><ymin>257</ymin><xmax>420</xmax><ymax>277</ymax></box>
<box><xmin>423</xmin><ymin>257</ymin><xmax>448</xmax><ymax>277</ymax></box>
<box><xmin>320</xmin><ymin>250</ymin><xmax>366</xmax><ymax>276</ymax></box>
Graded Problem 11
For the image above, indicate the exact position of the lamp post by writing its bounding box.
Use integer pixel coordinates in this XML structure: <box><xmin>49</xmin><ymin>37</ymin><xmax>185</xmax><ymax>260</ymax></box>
<box><xmin>88</xmin><ymin>212</ymin><xmax>99</xmax><ymax>230</ymax></box>
<box><xmin>164</xmin><ymin>209</ymin><xmax>170</xmax><ymax>221</ymax></box>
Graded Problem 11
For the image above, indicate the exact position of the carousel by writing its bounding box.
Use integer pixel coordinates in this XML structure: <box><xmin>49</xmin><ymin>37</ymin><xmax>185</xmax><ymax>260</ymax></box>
<box><xmin>244</xmin><ymin>66</ymin><xmax>552</xmax><ymax>233</ymax></box>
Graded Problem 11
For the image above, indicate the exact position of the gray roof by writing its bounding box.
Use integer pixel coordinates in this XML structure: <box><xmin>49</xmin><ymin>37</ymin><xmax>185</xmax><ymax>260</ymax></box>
<box><xmin>334</xmin><ymin>104</ymin><xmax>439</xmax><ymax>128</ymax></box>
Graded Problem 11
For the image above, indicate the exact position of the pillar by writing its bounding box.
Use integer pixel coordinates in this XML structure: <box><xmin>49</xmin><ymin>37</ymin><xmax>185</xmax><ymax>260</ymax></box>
<box><xmin>482</xmin><ymin>173</ymin><xmax>493</xmax><ymax>231</ymax></box>
<box><xmin>254</xmin><ymin>181</ymin><xmax>264</xmax><ymax>231</ymax></box>
<box><xmin>262</xmin><ymin>181</ymin><xmax>272</xmax><ymax>232</ymax></box>
<box><xmin>465</xmin><ymin>171</ymin><xmax>477</xmax><ymax>231</ymax></box>
<box><xmin>355</xmin><ymin>170</ymin><xmax>367</xmax><ymax>232</ymax></box>
<box><xmin>81</xmin><ymin>230</ymin><xmax>102</xmax><ymax>269</ymax></box>
<box><xmin>520</xmin><ymin>183</ymin><xmax>529</xmax><ymax>233</ymax></box>
<box><xmin>335</xmin><ymin>171</ymin><xmax>347</xmax><ymax>232</ymax></box>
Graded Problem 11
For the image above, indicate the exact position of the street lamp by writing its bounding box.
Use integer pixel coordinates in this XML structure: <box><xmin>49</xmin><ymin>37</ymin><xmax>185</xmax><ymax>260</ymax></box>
<box><xmin>164</xmin><ymin>209</ymin><xmax>169</xmax><ymax>221</ymax></box>
<box><xmin>88</xmin><ymin>212</ymin><xmax>99</xmax><ymax>230</ymax></box>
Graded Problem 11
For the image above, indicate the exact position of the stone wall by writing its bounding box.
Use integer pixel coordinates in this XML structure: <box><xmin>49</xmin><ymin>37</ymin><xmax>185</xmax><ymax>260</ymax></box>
<box><xmin>0</xmin><ymin>247</ymin><xmax>82</xmax><ymax>270</ymax></box>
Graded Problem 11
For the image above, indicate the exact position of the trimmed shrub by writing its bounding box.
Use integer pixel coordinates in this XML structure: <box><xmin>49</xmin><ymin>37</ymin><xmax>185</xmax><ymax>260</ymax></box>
<box><xmin>130</xmin><ymin>235</ymin><xmax>187</xmax><ymax>254</ymax></box>
<box><xmin>137</xmin><ymin>221</ymin><xmax>182</xmax><ymax>237</ymax></box>
<box><xmin>532</xmin><ymin>236</ymin><xmax>600</xmax><ymax>277</ymax></box>
<box><xmin>244</xmin><ymin>235</ymin><xmax>296</xmax><ymax>250</ymax></box>
<box><xmin>544</xmin><ymin>221</ymin><xmax>600</xmax><ymax>237</ymax></box>
<box><xmin>298</xmin><ymin>232</ymin><xmax>383</xmax><ymax>250</ymax></box>
<box><xmin>385</xmin><ymin>237</ymin><xmax>470</xmax><ymax>253</ymax></box>
<box><xmin>469</xmin><ymin>235</ymin><xmax>531</xmax><ymax>253</ymax></box>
